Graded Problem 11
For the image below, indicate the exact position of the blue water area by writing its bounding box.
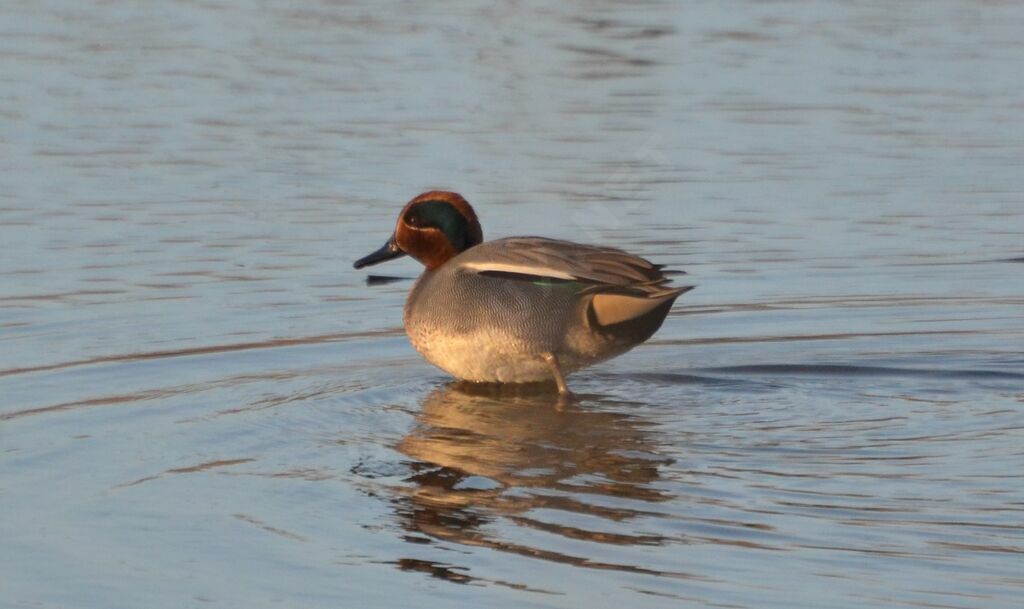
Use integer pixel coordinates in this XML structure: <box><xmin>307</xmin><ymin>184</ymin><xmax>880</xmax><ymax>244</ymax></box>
<box><xmin>2</xmin><ymin>1</ymin><xmax>1023</xmax><ymax>608</ymax></box>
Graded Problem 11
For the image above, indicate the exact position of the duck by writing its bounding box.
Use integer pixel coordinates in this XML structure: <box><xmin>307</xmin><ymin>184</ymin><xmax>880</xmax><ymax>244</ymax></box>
<box><xmin>354</xmin><ymin>191</ymin><xmax>693</xmax><ymax>395</ymax></box>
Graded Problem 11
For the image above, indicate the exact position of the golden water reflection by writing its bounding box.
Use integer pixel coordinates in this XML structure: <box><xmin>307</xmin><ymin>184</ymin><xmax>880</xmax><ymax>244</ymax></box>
<box><xmin>392</xmin><ymin>383</ymin><xmax>689</xmax><ymax>578</ymax></box>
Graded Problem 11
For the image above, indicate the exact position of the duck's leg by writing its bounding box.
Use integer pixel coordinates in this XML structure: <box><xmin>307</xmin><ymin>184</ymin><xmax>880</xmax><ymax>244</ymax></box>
<box><xmin>541</xmin><ymin>352</ymin><xmax>572</xmax><ymax>396</ymax></box>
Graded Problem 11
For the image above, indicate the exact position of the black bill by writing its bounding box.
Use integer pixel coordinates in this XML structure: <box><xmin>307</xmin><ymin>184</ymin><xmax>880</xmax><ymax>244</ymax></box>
<box><xmin>353</xmin><ymin>235</ymin><xmax>406</xmax><ymax>269</ymax></box>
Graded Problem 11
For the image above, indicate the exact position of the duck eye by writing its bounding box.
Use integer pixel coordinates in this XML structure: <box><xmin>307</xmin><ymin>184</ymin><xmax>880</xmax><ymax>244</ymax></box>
<box><xmin>405</xmin><ymin>212</ymin><xmax>422</xmax><ymax>227</ymax></box>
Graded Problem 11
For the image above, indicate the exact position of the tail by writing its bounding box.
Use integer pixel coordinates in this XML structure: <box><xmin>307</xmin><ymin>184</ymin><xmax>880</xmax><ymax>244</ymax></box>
<box><xmin>589</xmin><ymin>285</ymin><xmax>694</xmax><ymax>327</ymax></box>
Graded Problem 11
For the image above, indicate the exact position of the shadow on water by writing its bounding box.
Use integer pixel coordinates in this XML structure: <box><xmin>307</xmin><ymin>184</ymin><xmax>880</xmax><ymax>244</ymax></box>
<box><xmin>364</xmin><ymin>274</ymin><xmax>411</xmax><ymax>286</ymax></box>
<box><xmin>387</xmin><ymin>382</ymin><xmax>702</xmax><ymax>583</ymax></box>
<box><xmin>702</xmin><ymin>364</ymin><xmax>1024</xmax><ymax>380</ymax></box>
<box><xmin>592</xmin><ymin>363</ymin><xmax>1024</xmax><ymax>389</ymax></box>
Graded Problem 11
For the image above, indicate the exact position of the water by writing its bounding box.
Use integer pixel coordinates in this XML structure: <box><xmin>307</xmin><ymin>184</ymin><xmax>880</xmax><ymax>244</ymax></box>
<box><xmin>2</xmin><ymin>1</ymin><xmax>1023</xmax><ymax>607</ymax></box>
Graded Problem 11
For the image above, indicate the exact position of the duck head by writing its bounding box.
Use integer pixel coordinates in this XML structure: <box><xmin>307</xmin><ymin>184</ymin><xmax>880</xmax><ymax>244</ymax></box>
<box><xmin>354</xmin><ymin>191</ymin><xmax>483</xmax><ymax>271</ymax></box>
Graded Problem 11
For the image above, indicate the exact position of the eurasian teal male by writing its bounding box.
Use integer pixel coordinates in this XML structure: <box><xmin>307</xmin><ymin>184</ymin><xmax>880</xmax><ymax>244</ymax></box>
<box><xmin>354</xmin><ymin>191</ymin><xmax>693</xmax><ymax>394</ymax></box>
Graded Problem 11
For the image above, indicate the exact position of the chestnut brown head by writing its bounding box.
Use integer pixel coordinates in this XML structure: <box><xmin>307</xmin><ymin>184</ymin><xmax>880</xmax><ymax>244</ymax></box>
<box><xmin>353</xmin><ymin>191</ymin><xmax>483</xmax><ymax>271</ymax></box>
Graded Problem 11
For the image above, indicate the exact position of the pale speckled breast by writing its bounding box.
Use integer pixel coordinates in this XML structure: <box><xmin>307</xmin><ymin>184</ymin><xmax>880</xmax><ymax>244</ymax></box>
<box><xmin>403</xmin><ymin>266</ymin><xmax>579</xmax><ymax>382</ymax></box>
<box><xmin>402</xmin><ymin>266</ymin><xmax>620</xmax><ymax>382</ymax></box>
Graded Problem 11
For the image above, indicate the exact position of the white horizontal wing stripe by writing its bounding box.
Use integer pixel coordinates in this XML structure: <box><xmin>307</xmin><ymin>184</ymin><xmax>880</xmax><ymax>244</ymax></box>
<box><xmin>460</xmin><ymin>261</ymin><xmax>577</xmax><ymax>281</ymax></box>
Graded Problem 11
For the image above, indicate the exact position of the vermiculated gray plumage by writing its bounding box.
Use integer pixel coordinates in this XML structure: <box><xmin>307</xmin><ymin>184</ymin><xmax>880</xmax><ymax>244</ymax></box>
<box><xmin>403</xmin><ymin>237</ymin><xmax>692</xmax><ymax>383</ymax></box>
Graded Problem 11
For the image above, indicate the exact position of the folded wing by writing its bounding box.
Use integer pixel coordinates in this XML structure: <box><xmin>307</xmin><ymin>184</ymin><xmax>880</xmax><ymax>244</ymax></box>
<box><xmin>458</xmin><ymin>237</ymin><xmax>694</xmax><ymax>327</ymax></box>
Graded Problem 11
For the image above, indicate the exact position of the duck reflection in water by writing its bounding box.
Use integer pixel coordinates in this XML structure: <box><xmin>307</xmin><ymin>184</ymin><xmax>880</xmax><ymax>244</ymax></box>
<box><xmin>391</xmin><ymin>382</ymin><xmax>678</xmax><ymax>577</ymax></box>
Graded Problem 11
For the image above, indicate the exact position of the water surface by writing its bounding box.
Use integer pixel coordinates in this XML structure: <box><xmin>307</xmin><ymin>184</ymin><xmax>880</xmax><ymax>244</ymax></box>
<box><xmin>2</xmin><ymin>1</ymin><xmax>1024</xmax><ymax>608</ymax></box>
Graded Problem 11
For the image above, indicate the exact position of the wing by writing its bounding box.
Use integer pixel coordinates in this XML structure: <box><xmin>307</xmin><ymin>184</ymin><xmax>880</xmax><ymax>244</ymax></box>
<box><xmin>456</xmin><ymin>237</ymin><xmax>694</xmax><ymax>326</ymax></box>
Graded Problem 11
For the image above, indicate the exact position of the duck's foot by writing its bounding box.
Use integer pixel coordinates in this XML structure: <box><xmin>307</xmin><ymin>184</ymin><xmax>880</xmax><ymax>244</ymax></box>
<box><xmin>541</xmin><ymin>352</ymin><xmax>573</xmax><ymax>398</ymax></box>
